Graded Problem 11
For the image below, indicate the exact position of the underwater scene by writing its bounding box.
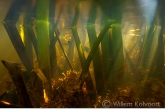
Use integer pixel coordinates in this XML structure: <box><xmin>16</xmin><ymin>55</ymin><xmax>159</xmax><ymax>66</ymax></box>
<box><xmin>0</xmin><ymin>0</ymin><xmax>165</xmax><ymax>108</ymax></box>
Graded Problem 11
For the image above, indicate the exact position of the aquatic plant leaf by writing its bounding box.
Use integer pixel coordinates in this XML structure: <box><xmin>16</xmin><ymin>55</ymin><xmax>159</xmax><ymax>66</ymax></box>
<box><xmin>123</xmin><ymin>45</ymin><xmax>136</xmax><ymax>73</ymax></box>
<box><xmin>108</xmin><ymin>19</ymin><xmax>125</xmax><ymax>91</ymax></box>
<box><xmin>3</xmin><ymin>0</ymin><xmax>33</xmax><ymax>73</ymax></box>
<box><xmin>86</xmin><ymin>1</ymin><xmax>105</xmax><ymax>96</ymax></box>
<box><xmin>54</xmin><ymin>29</ymin><xmax>73</xmax><ymax>70</ymax></box>
<box><xmin>154</xmin><ymin>10</ymin><xmax>164</xmax><ymax>73</ymax></box>
<box><xmin>49</xmin><ymin>0</ymin><xmax>57</xmax><ymax>77</ymax></box>
<box><xmin>36</xmin><ymin>0</ymin><xmax>52</xmax><ymax>93</ymax></box>
<box><xmin>71</xmin><ymin>27</ymin><xmax>86</xmax><ymax>67</ymax></box>
<box><xmin>1</xmin><ymin>60</ymin><xmax>33</xmax><ymax>108</ymax></box>
<box><xmin>23</xmin><ymin>10</ymin><xmax>38</xmax><ymax>58</ymax></box>
<box><xmin>81</xmin><ymin>20</ymin><xmax>114</xmax><ymax>77</ymax></box>
<box><xmin>71</xmin><ymin>2</ymin><xmax>86</xmax><ymax>68</ymax></box>
<box><xmin>32</xmin><ymin>68</ymin><xmax>48</xmax><ymax>84</ymax></box>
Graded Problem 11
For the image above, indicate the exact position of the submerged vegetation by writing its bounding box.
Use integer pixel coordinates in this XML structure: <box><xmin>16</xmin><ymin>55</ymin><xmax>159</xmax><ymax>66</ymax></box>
<box><xmin>0</xmin><ymin>0</ymin><xmax>165</xmax><ymax>108</ymax></box>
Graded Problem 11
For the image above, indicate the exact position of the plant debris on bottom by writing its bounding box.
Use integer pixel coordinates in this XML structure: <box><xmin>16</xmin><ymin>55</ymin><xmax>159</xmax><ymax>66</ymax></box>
<box><xmin>1</xmin><ymin>70</ymin><xmax>165</xmax><ymax>108</ymax></box>
<box><xmin>40</xmin><ymin>71</ymin><xmax>165</xmax><ymax>108</ymax></box>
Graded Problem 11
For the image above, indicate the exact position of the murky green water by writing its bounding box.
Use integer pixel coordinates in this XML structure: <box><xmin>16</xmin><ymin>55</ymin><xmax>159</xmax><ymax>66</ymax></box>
<box><xmin>0</xmin><ymin>0</ymin><xmax>165</xmax><ymax>108</ymax></box>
